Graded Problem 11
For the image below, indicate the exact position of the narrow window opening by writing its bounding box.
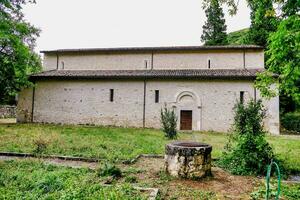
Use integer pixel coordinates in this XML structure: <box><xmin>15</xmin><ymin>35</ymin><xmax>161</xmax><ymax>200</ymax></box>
<box><xmin>155</xmin><ymin>90</ymin><xmax>159</xmax><ymax>103</ymax></box>
<box><xmin>240</xmin><ymin>91</ymin><xmax>244</xmax><ymax>104</ymax></box>
<box><xmin>110</xmin><ymin>89</ymin><xmax>114</xmax><ymax>102</ymax></box>
<box><xmin>144</xmin><ymin>60</ymin><xmax>148</xmax><ymax>69</ymax></box>
<box><xmin>208</xmin><ymin>59</ymin><xmax>211</xmax><ymax>69</ymax></box>
<box><xmin>61</xmin><ymin>61</ymin><xmax>65</xmax><ymax>70</ymax></box>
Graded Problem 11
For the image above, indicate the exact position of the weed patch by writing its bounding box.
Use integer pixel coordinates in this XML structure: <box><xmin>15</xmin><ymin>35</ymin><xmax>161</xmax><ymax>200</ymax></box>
<box><xmin>97</xmin><ymin>162</ymin><xmax>122</xmax><ymax>178</ymax></box>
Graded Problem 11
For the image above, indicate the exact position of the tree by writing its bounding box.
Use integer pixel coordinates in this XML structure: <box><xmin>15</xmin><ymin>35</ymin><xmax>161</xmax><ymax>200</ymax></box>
<box><xmin>215</xmin><ymin>0</ymin><xmax>299</xmax><ymax>108</ymax></box>
<box><xmin>246</xmin><ymin>0</ymin><xmax>279</xmax><ymax>47</ymax></box>
<box><xmin>256</xmin><ymin>15</ymin><xmax>300</xmax><ymax>103</ymax></box>
<box><xmin>280</xmin><ymin>0</ymin><xmax>300</xmax><ymax>18</ymax></box>
<box><xmin>0</xmin><ymin>0</ymin><xmax>41</xmax><ymax>104</ymax></box>
<box><xmin>201</xmin><ymin>0</ymin><xmax>228</xmax><ymax>45</ymax></box>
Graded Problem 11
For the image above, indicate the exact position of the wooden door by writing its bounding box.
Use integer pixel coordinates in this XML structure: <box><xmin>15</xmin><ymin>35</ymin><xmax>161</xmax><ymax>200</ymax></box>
<box><xmin>180</xmin><ymin>110</ymin><xmax>192</xmax><ymax>130</ymax></box>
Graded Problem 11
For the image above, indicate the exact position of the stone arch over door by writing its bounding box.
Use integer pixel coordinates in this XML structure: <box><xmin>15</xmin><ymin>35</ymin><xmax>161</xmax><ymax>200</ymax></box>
<box><xmin>173</xmin><ymin>91</ymin><xmax>201</xmax><ymax>131</ymax></box>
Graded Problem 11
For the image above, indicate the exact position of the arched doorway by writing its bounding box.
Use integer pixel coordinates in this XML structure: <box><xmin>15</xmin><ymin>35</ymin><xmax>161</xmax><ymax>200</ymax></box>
<box><xmin>174</xmin><ymin>91</ymin><xmax>201</xmax><ymax>131</ymax></box>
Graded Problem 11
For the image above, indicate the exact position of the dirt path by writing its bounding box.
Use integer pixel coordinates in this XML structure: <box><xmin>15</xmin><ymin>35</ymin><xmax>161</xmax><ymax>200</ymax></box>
<box><xmin>121</xmin><ymin>157</ymin><xmax>260</xmax><ymax>200</ymax></box>
<box><xmin>0</xmin><ymin>155</ymin><xmax>99</xmax><ymax>169</ymax></box>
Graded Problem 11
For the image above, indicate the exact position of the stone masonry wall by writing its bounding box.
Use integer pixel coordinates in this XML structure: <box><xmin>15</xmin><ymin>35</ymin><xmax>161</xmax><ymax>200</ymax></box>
<box><xmin>17</xmin><ymin>79</ymin><xmax>280</xmax><ymax>134</ymax></box>
<box><xmin>43</xmin><ymin>49</ymin><xmax>264</xmax><ymax>71</ymax></box>
<box><xmin>0</xmin><ymin>105</ymin><xmax>16</xmax><ymax>118</ymax></box>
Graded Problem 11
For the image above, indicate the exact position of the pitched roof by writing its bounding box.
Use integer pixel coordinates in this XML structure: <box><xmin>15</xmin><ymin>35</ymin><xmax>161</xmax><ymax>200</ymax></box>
<box><xmin>40</xmin><ymin>45</ymin><xmax>263</xmax><ymax>54</ymax></box>
<box><xmin>30</xmin><ymin>69</ymin><xmax>263</xmax><ymax>81</ymax></box>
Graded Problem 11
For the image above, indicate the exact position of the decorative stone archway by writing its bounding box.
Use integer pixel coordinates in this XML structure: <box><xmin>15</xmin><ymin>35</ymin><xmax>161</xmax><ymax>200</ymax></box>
<box><xmin>172</xmin><ymin>91</ymin><xmax>202</xmax><ymax>131</ymax></box>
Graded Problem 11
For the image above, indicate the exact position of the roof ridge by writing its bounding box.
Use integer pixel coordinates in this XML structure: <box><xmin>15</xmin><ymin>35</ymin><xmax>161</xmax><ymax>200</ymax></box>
<box><xmin>40</xmin><ymin>45</ymin><xmax>263</xmax><ymax>53</ymax></box>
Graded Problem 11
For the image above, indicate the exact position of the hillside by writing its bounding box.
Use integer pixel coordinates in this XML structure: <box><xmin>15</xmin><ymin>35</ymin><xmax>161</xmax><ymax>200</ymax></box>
<box><xmin>227</xmin><ymin>28</ymin><xmax>249</xmax><ymax>45</ymax></box>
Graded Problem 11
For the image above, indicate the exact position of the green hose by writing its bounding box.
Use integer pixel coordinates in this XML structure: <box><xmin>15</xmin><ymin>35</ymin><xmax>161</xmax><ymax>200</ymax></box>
<box><xmin>266</xmin><ymin>160</ymin><xmax>281</xmax><ymax>200</ymax></box>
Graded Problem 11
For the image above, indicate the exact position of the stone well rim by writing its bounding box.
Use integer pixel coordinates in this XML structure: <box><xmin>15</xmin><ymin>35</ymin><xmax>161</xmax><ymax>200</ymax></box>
<box><xmin>165</xmin><ymin>141</ymin><xmax>212</xmax><ymax>156</ymax></box>
<box><xmin>171</xmin><ymin>141</ymin><xmax>211</xmax><ymax>148</ymax></box>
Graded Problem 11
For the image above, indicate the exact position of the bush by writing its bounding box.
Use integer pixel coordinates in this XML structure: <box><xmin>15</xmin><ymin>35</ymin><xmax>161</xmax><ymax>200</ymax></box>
<box><xmin>160</xmin><ymin>104</ymin><xmax>178</xmax><ymax>139</ymax></box>
<box><xmin>97</xmin><ymin>162</ymin><xmax>122</xmax><ymax>178</ymax></box>
<box><xmin>217</xmin><ymin>100</ymin><xmax>276</xmax><ymax>175</ymax></box>
<box><xmin>281</xmin><ymin>112</ymin><xmax>300</xmax><ymax>133</ymax></box>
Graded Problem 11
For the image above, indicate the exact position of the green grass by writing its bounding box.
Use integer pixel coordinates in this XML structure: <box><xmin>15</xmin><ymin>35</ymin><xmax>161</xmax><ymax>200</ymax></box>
<box><xmin>0</xmin><ymin>124</ymin><xmax>176</xmax><ymax>161</ymax></box>
<box><xmin>227</xmin><ymin>28</ymin><xmax>249</xmax><ymax>45</ymax></box>
<box><xmin>0</xmin><ymin>159</ymin><xmax>146</xmax><ymax>200</ymax></box>
<box><xmin>0</xmin><ymin>124</ymin><xmax>299</xmax><ymax>171</ymax></box>
<box><xmin>267</xmin><ymin>135</ymin><xmax>300</xmax><ymax>173</ymax></box>
<box><xmin>251</xmin><ymin>180</ymin><xmax>300</xmax><ymax>200</ymax></box>
<box><xmin>0</xmin><ymin>124</ymin><xmax>299</xmax><ymax>199</ymax></box>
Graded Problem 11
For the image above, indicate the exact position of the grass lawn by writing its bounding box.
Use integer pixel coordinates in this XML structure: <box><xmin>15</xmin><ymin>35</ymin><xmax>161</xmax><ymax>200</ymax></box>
<box><xmin>0</xmin><ymin>159</ymin><xmax>147</xmax><ymax>200</ymax></box>
<box><xmin>0</xmin><ymin>123</ymin><xmax>300</xmax><ymax>199</ymax></box>
<box><xmin>0</xmin><ymin>123</ymin><xmax>300</xmax><ymax>171</ymax></box>
<box><xmin>0</xmin><ymin>156</ymin><xmax>299</xmax><ymax>200</ymax></box>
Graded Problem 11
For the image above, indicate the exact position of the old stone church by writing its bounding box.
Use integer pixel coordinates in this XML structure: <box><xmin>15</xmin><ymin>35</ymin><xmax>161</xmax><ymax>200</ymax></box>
<box><xmin>17</xmin><ymin>45</ymin><xmax>279</xmax><ymax>134</ymax></box>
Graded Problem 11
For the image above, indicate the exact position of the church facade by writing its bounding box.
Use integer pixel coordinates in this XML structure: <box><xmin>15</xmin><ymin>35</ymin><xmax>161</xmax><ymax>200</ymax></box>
<box><xmin>17</xmin><ymin>45</ymin><xmax>280</xmax><ymax>134</ymax></box>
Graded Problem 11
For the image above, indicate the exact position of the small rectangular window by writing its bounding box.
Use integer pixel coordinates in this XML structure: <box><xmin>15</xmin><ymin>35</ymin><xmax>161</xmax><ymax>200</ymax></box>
<box><xmin>110</xmin><ymin>89</ymin><xmax>114</xmax><ymax>102</ymax></box>
<box><xmin>208</xmin><ymin>59</ymin><xmax>211</xmax><ymax>69</ymax></box>
<box><xmin>155</xmin><ymin>90</ymin><xmax>159</xmax><ymax>103</ymax></box>
<box><xmin>240</xmin><ymin>91</ymin><xmax>244</xmax><ymax>104</ymax></box>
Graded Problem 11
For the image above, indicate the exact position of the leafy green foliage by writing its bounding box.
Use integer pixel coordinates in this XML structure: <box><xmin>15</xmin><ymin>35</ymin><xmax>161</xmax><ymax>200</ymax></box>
<box><xmin>160</xmin><ymin>104</ymin><xmax>178</xmax><ymax>139</ymax></box>
<box><xmin>281</xmin><ymin>112</ymin><xmax>300</xmax><ymax>133</ymax></box>
<box><xmin>201</xmin><ymin>0</ymin><xmax>228</xmax><ymax>45</ymax></box>
<box><xmin>251</xmin><ymin>181</ymin><xmax>300</xmax><ymax>200</ymax></box>
<box><xmin>216</xmin><ymin>0</ymin><xmax>299</xmax><ymax>109</ymax></box>
<box><xmin>281</xmin><ymin>183</ymin><xmax>300</xmax><ymax>199</ymax></box>
<box><xmin>0</xmin><ymin>0</ymin><xmax>41</xmax><ymax>104</ymax></box>
<box><xmin>280</xmin><ymin>92</ymin><xmax>298</xmax><ymax>114</ymax></box>
<box><xmin>0</xmin><ymin>160</ymin><xmax>145</xmax><ymax>199</ymax></box>
<box><xmin>280</xmin><ymin>0</ymin><xmax>300</xmax><ymax>17</ymax></box>
<box><xmin>256</xmin><ymin>15</ymin><xmax>300</xmax><ymax>102</ymax></box>
<box><xmin>217</xmin><ymin>100</ymin><xmax>276</xmax><ymax>175</ymax></box>
<box><xmin>246</xmin><ymin>0</ymin><xmax>279</xmax><ymax>47</ymax></box>
<box><xmin>202</xmin><ymin>0</ymin><xmax>238</xmax><ymax>16</ymax></box>
<box><xmin>97</xmin><ymin>162</ymin><xmax>122</xmax><ymax>178</ymax></box>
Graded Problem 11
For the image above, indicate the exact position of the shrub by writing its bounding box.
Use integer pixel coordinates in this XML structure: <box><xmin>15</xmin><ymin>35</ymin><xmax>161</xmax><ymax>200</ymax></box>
<box><xmin>217</xmin><ymin>100</ymin><xmax>276</xmax><ymax>175</ymax></box>
<box><xmin>97</xmin><ymin>162</ymin><xmax>122</xmax><ymax>178</ymax></box>
<box><xmin>281</xmin><ymin>112</ymin><xmax>300</xmax><ymax>133</ymax></box>
<box><xmin>160</xmin><ymin>104</ymin><xmax>178</xmax><ymax>139</ymax></box>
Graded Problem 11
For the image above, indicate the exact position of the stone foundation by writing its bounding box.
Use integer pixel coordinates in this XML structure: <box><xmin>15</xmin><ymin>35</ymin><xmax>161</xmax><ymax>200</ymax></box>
<box><xmin>0</xmin><ymin>105</ymin><xmax>16</xmax><ymax>118</ymax></box>
<box><xmin>165</xmin><ymin>141</ymin><xmax>212</xmax><ymax>179</ymax></box>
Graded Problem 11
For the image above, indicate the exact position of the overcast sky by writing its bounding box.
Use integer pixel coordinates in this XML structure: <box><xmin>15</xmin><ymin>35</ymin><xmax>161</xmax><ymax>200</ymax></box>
<box><xmin>23</xmin><ymin>0</ymin><xmax>251</xmax><ymax>52</ymax></box>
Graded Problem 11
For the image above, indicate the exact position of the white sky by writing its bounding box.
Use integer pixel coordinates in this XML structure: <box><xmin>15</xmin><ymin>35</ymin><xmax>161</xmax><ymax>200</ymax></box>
<box><xmin>23</xmin><ymin>0</ymin><xmax>251</xmax><ymax>52</ymax></box>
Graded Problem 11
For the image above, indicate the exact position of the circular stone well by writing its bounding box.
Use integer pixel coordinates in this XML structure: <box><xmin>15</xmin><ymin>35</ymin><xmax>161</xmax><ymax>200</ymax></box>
<box><xmin>165</xmin><ymin>141</ymin><xmax>212</xmax><ymax>179</ymax></box>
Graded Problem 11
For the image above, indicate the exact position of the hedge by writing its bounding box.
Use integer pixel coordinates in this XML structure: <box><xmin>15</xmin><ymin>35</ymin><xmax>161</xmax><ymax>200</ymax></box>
<box><xmin>281</xmin><ymin>112</ymin><xmax>300</xmax><ymax>133</ymax></box>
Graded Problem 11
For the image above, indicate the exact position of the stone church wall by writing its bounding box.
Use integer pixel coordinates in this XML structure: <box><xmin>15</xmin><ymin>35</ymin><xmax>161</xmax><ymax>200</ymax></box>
<box><xmin>43</xmin><ymin>49</ymin><xmax>264</xmax><ymax>71</ymax></box>
<box><xmin>17</xmin><ymin>79</ymin><xmax>280</xmax><ymax>134</ymax></box>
